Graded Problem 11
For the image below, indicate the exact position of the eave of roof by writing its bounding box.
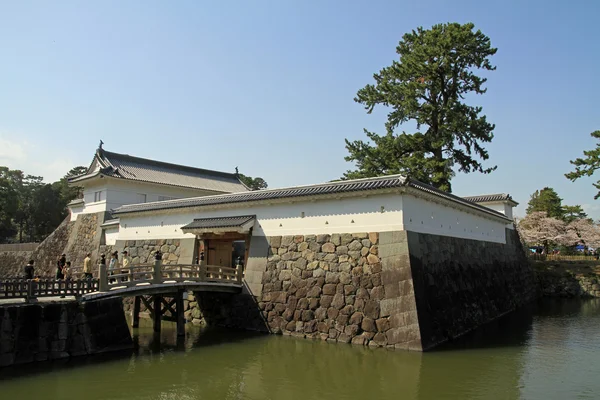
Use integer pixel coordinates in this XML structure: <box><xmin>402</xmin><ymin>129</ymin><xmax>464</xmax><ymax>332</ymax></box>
<box><xmin>112</xmin><ymin>175</ymin><xmax>512</xmax><ymax>222</ymax></box>
<box><xmin>181</xmin><ymin>215</ymin><xmax>255</xmax><ymax>231</ymax></box>
<box><xmin>100</xmin><ymin>219</ymin><xmax>120</xmax><ymax>228</ymax></box>
<box><xmin>67</xmin><ymin>198</ymin><xmax>84</xmax><ymax>206</ymax></box>
<box><xmin>463</xmin><ymin>193</ymin><xmax>519</xmax><ymax>206</ymax></box>
<box><xmin>67</xmin><ymin>148</ymin><xmax>248</xmax><ymax>193</ymax></box>
<box><xmin>67</xmin><ymin>172</ymin><xmax>234</xmax><ymax>194</ymax></box>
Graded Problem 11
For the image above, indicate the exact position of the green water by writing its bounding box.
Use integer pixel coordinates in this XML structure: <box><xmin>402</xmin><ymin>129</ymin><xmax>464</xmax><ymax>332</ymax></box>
<box><xmin>1</xmin><ymin>299</ymin><xmax>599</xmax><ymax>400</ymax></box>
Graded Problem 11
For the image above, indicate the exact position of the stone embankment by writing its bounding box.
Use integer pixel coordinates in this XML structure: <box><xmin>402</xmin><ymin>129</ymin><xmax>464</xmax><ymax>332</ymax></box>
<box><xmin>0</xmin><ymin>298</ymin><xmax>132</xmax><ymax>367</ymax></box>
<box><xmin>534</xmin><ymin>261</ymin><xmax>600</xmax><ymax>298</ymax></box>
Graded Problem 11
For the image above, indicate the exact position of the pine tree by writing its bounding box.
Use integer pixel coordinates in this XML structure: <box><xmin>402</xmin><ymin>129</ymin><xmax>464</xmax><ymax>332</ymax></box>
<box><xmin>526</xmin><ymin>187</ymin><xmax>564</xmax><ymax>219</ymax></box>
<box><xmin>565</xmin><ymin>130</ymin><xmax>600</xmax><ymax>199</ymax></box>
<box><xmin>343</xmin><ymin>22</ymin><xmax>497</xmax><ymax>192</ymax></box>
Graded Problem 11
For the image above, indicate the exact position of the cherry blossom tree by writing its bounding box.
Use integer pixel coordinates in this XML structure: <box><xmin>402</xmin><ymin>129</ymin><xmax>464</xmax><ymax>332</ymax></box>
<box><xmin>517</xmin><ymin>211</ymin><xmax>569</xmax><ymax>251</ymax></box>
<box><xmin>566</xmin><ymin>218</ymin><xmax>600</xmax><ymax>248</ymax></box>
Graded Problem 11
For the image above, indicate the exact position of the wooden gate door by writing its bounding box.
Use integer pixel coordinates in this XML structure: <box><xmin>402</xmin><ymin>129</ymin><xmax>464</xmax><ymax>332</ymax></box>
<box><xmin>208</xmin><ymin>240</ymin><xmax>232</xmax><ymax>267</ymax></box>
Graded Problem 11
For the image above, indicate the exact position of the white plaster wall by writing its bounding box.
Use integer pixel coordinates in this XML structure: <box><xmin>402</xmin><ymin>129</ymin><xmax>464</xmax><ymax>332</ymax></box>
<box><xmin>401</xmin><ymin>194</ymin><xmax>507</xmax><ymax>243</ymax></box>
<box><xmin>481</xmin><ymin>202</ymin><xmax>514</xmax><ymax>220</ymax></box>
<box><xmin>104</xmin><ymin>226</ymin><xmax>119</xmax><ymax>245</ymax></box>
<box><xmin>117</xmin><ymin>193</ymin><xmax>405</xmax><ymax>240</ymax></box>
<box><xmin>69</xmin><ymin>204</ymin><xmax>84</xmax><ymax>221</ymax></box>
<box><xmin>75</xmin><ymin>178</ymin><xmax>219</xmax><ymax>215</ymax></box>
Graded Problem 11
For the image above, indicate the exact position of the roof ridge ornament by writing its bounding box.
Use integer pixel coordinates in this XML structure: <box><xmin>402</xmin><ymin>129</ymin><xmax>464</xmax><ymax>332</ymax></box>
<box><xmin>98</xmin><ymin>140</ymin><xmax>104</xmax><ymax>150</ymax></box>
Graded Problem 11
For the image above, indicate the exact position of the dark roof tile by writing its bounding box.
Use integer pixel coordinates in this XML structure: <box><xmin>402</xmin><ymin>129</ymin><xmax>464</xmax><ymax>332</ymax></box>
<box><xmin>69</xmin><ymin>149</ymin><xmax>248</xmax><ymax>193</ymax></box>
<box><xmin>181</xmin><ymin>215</ymin><xmax>255</xmax><ymax>230</ymax></box>
<box><xmin>113</xmin><ymin>174</ymin><xmax>511</xmax><ymax>221</ymax></box>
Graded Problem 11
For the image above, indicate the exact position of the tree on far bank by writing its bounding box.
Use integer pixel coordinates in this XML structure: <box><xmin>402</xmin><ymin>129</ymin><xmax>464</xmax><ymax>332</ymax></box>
<box><xmin>343</xmin><ymin>22</ymin><xmax>497</xmax><ymax>192</ymax></box>
<box><xmin>52</xmin><ymin>166</ymin><xmax>87</xmax><ymax>205</ymax></box>
<box><xmin>565</xmin><ymin>130</ymin><xmax>600</xmax><ymax>199</ymax></box>
<box><xmin>517</xmin><ymin>211</ymin><xmax>568</xmax><ymax>252</ymax></box>
<box><xmin>526</xmin><ymin>187</ymin><xmax>564</xmax><ymax>219</ymax></box>
<box><xmin>562</xmin><ymin>205</ymin><xmax>588</xmax><ymax>223</ymax></box>
<box><xmin>0</xmin><ymin>165</ymin><xmax>87</xmax><ymax>243</ymax></box>
<box><xmin>238</xmin><ymin>174</ymin><xmax>268</xmax><ymax>191</ymax></box>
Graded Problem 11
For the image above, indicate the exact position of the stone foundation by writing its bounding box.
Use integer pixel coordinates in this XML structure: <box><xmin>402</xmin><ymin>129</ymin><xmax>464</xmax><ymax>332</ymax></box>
<box><xmin>0</xmin><ymin>298</ymin><xmax>132</xmax><ymax>367</ymax></box>
<box><xmin>407</xmin><ymin>229</ymin><xmax>535</xmax><ymax>350</ymax></box>
<box><xmin>254</xmin><ymin>229</ymin><xmax>534</xmax><ymax>351</ymax></box>
<box><xmin>536</xmin><ymin>266</ymin><xmax>600</xmax><ymax>298</ymax></box>
<box><xmin>257</xmin><ymin>232</ymin><xmax>422</xmax><ymax>349</ymax></box>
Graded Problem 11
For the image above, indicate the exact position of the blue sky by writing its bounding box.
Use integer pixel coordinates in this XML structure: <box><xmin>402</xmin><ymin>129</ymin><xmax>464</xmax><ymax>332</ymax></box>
<box><xmin>0</xmin><ymin>0</ymin><xmax>599</xmax><ymax>218</ymax></box>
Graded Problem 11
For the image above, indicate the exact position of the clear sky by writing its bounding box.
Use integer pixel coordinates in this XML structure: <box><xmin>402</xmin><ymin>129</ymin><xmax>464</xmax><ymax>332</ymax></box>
<box><xmin>0</xmin><ymin>0</ymin><xmax>598</xmax><ymax>218</ymax></box>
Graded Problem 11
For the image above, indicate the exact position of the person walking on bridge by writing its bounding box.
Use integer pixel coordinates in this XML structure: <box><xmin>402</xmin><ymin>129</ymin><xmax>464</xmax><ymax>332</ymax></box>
<box><xmin>83</xmin><ymin>253</ymin><xmax>92</xmax><ymax>279</ymax></box>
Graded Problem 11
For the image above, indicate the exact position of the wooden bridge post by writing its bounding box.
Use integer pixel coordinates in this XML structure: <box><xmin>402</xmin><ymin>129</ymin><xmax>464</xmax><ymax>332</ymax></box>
<box><xmin>153</xmin><ymin>257</ymin><xmax>163</xmax><ymax>285</ymax></box>
<box><xmin>153</xmin><ymin>295</ymin><xmax>161</xmax><ymax>333</ymax></box>
<box><xmin>176</xmin><ymin>289</ymin><xmax>185</xmax><ymax>337</ymax></box>
<box><xmin>236</xmin><ymin>264</ymin><xmax>243</xmax><ymax>284</ymax></box>
<box><xmin>99</xmin><ymin>263</ymin><xmax>108</xmax><ymax>292</ymax></box>
<box><xmin>132</xmin><ymin>296</ymin><xmax>141</xmax><ymax>328</ymax></box>
<box><xmin>26</xmin><ymin>280</ymin><xmax>34</xmax><ymax>303</ymax></box>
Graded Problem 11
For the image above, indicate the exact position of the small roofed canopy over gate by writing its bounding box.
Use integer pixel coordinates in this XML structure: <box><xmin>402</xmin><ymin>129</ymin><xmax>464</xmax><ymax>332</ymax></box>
<box><xmin>181</xmin><ymin>215</ymin><xmax>256</xmax><ymax>235</ymax></box>
<box><xmin>68</xmin><ymin>144</ymin><xmax>248</xmax><ymax>194</ymax></box>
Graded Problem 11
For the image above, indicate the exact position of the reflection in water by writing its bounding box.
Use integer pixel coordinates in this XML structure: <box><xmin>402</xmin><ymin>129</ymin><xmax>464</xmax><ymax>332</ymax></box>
<box><xmin>0</xmin><ymin>299</ymin><xmax>599</xmax><ymax>400</ymax></box>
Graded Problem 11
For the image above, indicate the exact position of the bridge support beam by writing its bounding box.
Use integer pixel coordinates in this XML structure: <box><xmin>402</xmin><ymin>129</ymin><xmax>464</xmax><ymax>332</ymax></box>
<box><xmin>132</xmin><ymin>296</ymin><xmax>141</xmax><ymax>328</ymax></box>
<box><xmin>176</xmin><ymin>290</ymin><xmax>185</xmax><ymax>337</ymax></box>
<box><xmin>153</xmin><ymin>295</ymin><xmax>161</xmax><ymax>333</ymax></box>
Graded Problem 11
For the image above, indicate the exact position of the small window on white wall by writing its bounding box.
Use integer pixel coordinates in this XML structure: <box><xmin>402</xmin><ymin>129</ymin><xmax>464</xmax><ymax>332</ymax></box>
<box><xmin>136</xmin><ymin>193</ymin><xmax>147</xmax><ymax>203</ymax></box>
<box><xmin>94</xmin><ymin>191</ymin><xmax>102</xmax><ymax>202</ymax></box>
<box><xmin>158</xmin><ymin>196</ymin><xmax>177</xmax><ymax>201</ymax></box>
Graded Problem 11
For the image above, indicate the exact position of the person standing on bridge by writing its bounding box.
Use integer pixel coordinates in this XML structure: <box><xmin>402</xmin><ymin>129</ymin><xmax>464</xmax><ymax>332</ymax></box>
<box><xmin>121</xmin><ymin>250</ymin><xmax>131</xmax><ymax>282</ymax></box>
<box><xmin>108</xmin><ymin>251</ymin><xmax>119</xmax><ymax>283</ymax></box>
<box><xmin>56</xmin><ymin>256</ymin><xmax>65</xmax><ymax>280</ymax></box>
<box><xmin>24</xmin><ymin>260</ymin><xmax>34</xmax><ymax>280</ymax></box>
<box><xmin>83</xmin><ymin>253</ymin><xmax>92</xmax><ymax>279</ymax></box>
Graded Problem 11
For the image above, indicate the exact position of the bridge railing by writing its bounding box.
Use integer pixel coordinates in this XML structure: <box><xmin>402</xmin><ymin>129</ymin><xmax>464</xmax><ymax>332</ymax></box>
<box><xmin>99</xmin><ymin>260</ymin><xmax>243</xmax><ymax>291</ymax></box>
<box><xmin>1</xmin><ymin>260</ymin><xmax>244</xmax><ymax>300</ymax></box>
<box><xmin>0</xmin><ymin>278</ymin><xmax>99</xmax><ymax>300</ymax></box>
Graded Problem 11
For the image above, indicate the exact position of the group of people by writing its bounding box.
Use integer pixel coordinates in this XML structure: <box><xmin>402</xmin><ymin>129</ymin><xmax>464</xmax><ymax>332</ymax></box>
<box><xmin>22</xmin><ymin>250</ymin><xmax>132</xmax><ymax>280</ymax></box>
<box><xmin>103</xmin><ymin>250</ymin><xmax>132</xmax><ymax>281</ymax></box>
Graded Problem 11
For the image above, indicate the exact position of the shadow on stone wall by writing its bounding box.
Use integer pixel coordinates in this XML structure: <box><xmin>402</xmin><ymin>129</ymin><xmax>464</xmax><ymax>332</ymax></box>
<box><xmin>408</xmin><ymin>228</ymin><xmax>536</xmax><ymax>351</ymax></box>
<box><xmin>0</xmin><ymin>298</ymin><xmax>132</xmax><ymax>368</ymax></box>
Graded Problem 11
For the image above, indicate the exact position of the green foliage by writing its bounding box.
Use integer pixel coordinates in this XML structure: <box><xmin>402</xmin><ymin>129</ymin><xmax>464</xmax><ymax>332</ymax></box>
<box><xmin>526</xmin><ymin>187</ymin><xmax>588</xmax><ymax>223</ymax></box>
<box><xmin>238</xmin><ymin>174</ymin><xmax>268</xmax><ymax>191</ymax></box>
<box><xmin>565</xmin><ymin>130</ymin><xmax>600</xmax><ymax>199</ymax></box>
<box><xmin>343</xmin><ymin>22</ymin><xmax>497</xmax><ymax>192</ymax></box>
<box><xmin>0</xmin><ymin>165</ymin><xmax>86</xmax><ymax>243</ymax></box>
<box><xmin>527</xmin><ymin>187</ymin><xmax>564</xmax><ymax>219</ymax></box>
<box><xmin>562</xmin><ymin>205</ymin><xmax>588</xmax><ymax>223</ymax></box>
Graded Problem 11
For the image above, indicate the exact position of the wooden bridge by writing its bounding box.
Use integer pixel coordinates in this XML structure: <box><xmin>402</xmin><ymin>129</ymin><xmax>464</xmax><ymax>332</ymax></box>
<box><xmin>0</xmin><ymin>259</ymin><xmax>244</xmax><ymax>336</ymax></box>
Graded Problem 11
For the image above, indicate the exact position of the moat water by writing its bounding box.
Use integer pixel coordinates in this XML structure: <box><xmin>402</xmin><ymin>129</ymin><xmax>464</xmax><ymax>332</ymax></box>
<box><xmin>0</xmin><ymin>298</ymin><xmax>599</xmax><ymax>400</ymax></box>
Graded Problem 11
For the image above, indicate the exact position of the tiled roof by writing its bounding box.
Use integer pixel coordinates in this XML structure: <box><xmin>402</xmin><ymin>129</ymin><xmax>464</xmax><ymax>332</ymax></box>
<box><xmin>181</xmin><ymin>215</ymin><xmax>255</xmax><ymax>231</ymax></box>
<box><xmin>112</xmin><ymin>174</ymin><xmax>511</xmax><ymax>221</ymax></box>
<box><xmin>67</xmin><ymin>198</ymin><xmax>84</xmax><ymax>206</ymax></box>
<box><xmin>100</xmin><ymin>218</ymin><xmax>120</xmax><ymax>228</ymax></box>
<box><xmin>463</xmin><ymin>193</ymin><xmax>518</xmax><ymax>206</ymax></box>
<box><xmin>68</xmin><ymin>149</ymin><xmax>248</xmax><ymax>193</ymax></box>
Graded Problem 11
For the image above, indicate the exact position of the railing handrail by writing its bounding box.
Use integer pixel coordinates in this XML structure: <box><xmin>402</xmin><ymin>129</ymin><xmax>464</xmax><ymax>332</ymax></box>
<box><xmin>1</xmin><ymin>261</ymin><xmax>244</xmax><ymax>300</ymax></box>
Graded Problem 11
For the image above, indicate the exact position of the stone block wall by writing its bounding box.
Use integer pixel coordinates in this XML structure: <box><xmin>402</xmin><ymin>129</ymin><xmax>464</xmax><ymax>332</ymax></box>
<box><xmin>31</xmin><ymin>216</ymin><xmax>75</xmax><ymax>276</ymax></box>
<box><xmin>123</xmin><ymin>239</ymin><xmax>184</xmax><ymax>265</ymax></box>
<box><xmin>257</xmin><ymin>232</ymin><xmax>422</xmax><ymax>350</ymax></box>
<box><xmin>536</xmin><ymin>267</ymin><xmax>600</xmax><ymax>298</ymax></box>
<box><xmin>0</xmin><ymin>250</ymin><xmax>33</xmax><ymax>278</ymax></box>
<box><xmin>408</xmin><ymin>228</ymin><xmax>536</xmax><ymax>350</ymax></box>
<box><xmin>0</xmin><ymin>212</ymin><xmax>109</xmax><ymax>278</ymax></box>
<box><xmin>63</xmin><ymin>213</ymin><xmax>102</xmax><ymax>269</ymax></box>
<box><xmin>0</xmin><ymin>298</ymin><xmax>132</xmax><ymax>367</ymax></box>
